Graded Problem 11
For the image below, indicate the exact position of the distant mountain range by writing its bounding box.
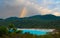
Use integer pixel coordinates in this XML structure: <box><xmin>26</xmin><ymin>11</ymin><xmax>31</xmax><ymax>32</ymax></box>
<box><xmin>0</xmin><ymin>14</ymin><xmax>60</xmax><ymax>29</ymax></box>
<box><xmin>1</xmin><ymin>14</ymin><xmax>60</xmax><ymax>20</ymax></box>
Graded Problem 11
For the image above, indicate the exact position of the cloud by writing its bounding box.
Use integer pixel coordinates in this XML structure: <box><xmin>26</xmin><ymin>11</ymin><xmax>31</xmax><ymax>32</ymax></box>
<box><xmin>52</xmin><ymin>12</ymin><xmax>60</xmax><ymax>16</ymax></box>
<box><xmin>0</xmin><ymin>0</ymin><xmax>23</xmax><ymax>18</ymax></box>
<box><xmin>33</xmin><ymin>0</ymin><xmax>60</xmax><ymax>16</ymax></box>
<box><xmin>40</xmin><ymin>8</ymin><xmax>52</xmax><ymax>15</ymax></box>
<box><xmin>0</xmin><ymin>0</ymin><xmax>60</xmax><ymax>18</ymax></box>
<box><xmin>16</xmin><ymin>0</ymin><xmax>25</xmax><ymax>4</ymax></box>
<box><xmin>29</xmin><ymin>2</ymin><xmax>52</xmax><ymax>15</ymax></box>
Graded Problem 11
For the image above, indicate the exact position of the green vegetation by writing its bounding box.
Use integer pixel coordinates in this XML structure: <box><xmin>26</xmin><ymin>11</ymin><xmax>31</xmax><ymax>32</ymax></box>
<box><xmin>0</xmin><ymin>25</ymin><xmax>60</xmax><ymax>38</ymax></box>
<box><xmin>0</xmin><ymin>15</ymin><xmax>60</xmax><ymax>38</ymax></box>
<box><xmin>0</xmin><ymin>15</ymin><xmax>60</xmax><ymax>29</ymax></box>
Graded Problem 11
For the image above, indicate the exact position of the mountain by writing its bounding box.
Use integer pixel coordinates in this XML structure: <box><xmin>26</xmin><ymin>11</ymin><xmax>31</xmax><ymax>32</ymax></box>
<box><xmin>23</xmin><ymin>14</ymin><xmax>60</xmax><ymax>20</ymax></box>
<box><xmin>0</xmin><ymin>14</ymin><xmax>60</xmax><ymax>29</ymax></box>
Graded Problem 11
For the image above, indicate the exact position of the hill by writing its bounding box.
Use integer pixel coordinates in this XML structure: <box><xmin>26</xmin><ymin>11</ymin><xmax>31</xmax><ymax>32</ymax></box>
<box><xmin>0</xmin><ymin>14</ymin><xmax>60</xmax><ymax>29</ymax></box>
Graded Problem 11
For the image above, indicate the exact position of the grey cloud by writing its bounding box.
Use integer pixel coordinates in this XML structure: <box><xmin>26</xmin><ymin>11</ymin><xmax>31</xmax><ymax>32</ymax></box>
<box><xmin>0</xmin><ymin>0</ymin><xmax>40</xmax><ymax>18</ymax></box>
<box><xmin>0</xmin><ymin>0</ymin><xmax>23</xmax><ymax>18</ymax></box>
<box><xmin>0</xmin><ymin>0</ymin><xmax>60</xmax><ymax>18</ymax></box>
<box><xmin>26</xmin><ymin>6</ymin><xmax>40</xmax><ymax>17</ymax></box>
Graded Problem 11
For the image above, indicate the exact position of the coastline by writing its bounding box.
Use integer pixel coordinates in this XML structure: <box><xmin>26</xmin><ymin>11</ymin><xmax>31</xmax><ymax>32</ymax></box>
<box><xmin>17</xmin><ymin>28</ymin><xmax>55</xmax><ymax>32</ymax></box>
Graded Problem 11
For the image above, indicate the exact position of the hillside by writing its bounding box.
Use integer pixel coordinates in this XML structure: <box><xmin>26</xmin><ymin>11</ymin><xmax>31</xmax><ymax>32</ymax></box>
<box><xmin>0</xmin><ymin>14</ymin><xmax>60</xmax><ymax>29</ymax></box>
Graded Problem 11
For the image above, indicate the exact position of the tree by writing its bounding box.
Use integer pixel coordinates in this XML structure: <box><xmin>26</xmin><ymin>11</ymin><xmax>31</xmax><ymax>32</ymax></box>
<box><xmin>0</xmin><ymin>26</ymin><xmax>8</xmax><ymax>36</ymax></box>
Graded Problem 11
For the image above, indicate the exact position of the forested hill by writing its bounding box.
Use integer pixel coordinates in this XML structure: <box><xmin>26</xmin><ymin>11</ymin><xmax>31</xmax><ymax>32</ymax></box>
<box><xmin>0</xmin><ymin>14</ymin><xmax>60</xmax><ymax>29</ymax></box>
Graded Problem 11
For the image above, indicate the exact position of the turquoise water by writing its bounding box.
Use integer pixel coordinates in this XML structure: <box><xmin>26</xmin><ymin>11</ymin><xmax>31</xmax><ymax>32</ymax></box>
<box><xmin>9</xmin><ymin>29</ymin><xmax>52</xmax><ymax>35</ymax></box>
<box><xmin>22</xmin><ymin>30</ymin><xmax>48</xmax><ymax>35</ymax></box>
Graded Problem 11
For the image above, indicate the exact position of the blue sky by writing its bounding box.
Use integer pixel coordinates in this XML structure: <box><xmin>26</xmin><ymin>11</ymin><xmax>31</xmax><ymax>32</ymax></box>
<box><xmin>0</xmin><ymin>0</ymin><xmax>60</xmax><ymax>18</ymax></box>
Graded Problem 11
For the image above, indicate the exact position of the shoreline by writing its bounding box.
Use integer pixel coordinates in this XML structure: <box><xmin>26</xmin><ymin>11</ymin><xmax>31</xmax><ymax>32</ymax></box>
<box><xmin>17</xmin><ymin>28</ymin><xmax>55</xmax><ymax>32</ymax></box>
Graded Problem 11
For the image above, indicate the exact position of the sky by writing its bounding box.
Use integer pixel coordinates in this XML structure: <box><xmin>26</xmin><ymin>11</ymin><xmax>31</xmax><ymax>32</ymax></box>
<box><xmin>0</xmin><ymin>0</ymin><xmax>60</xmax><ymax>18</ymax></box>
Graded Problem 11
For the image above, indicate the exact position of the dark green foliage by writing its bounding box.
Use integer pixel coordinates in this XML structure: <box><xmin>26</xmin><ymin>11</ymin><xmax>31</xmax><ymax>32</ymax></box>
<box><xmin>0</xmin><ymin>15</ymin><xmax>60</xmax><ymax>29</ymax></box>
<box><xmin>0</xmin><ymin>26</ymin><xmax>8</xmax><ymax>36</ymax></box>
<box><xmin>0</xmin><ymin>15</ymin><xmax>60</xmax><ymax>38</ymax></box>
<box><xmin>0</xmin><ymin>25</ymin><xmax>59</xmax><ymax>38</ymax></box>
